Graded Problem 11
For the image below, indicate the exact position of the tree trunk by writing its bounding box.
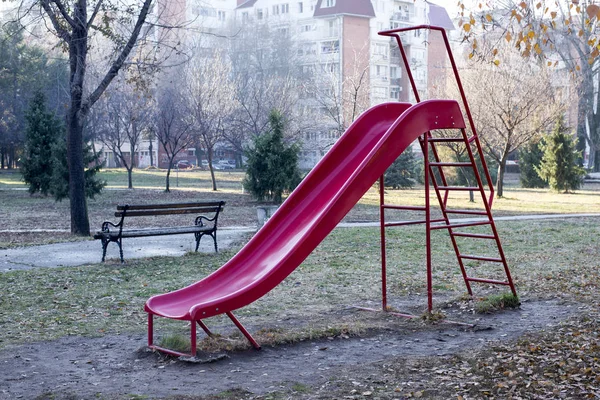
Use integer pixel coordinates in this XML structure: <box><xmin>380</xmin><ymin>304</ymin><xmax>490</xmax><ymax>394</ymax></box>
<box><xmin>165</xmin><ymin>166</ymin><xmax>171</xmax><ymax>192</ymax></box>
<box><xmin>149</xmin><ymin>139</ymin><xmax>154</xmax><ymax>167</ymax></box>
<box><xmin>496</xmin><ymin>160</ymin><xmax>506</xmax><ymax>198</ymax></box>
<box><xmin>67</xmin><ymin>110</ymin><xmax>91</xmax><ymax>235</ymax></box>
<box><xmin>127</xmin><ymin>167</ymin><xmax>133</xmax><ymax>189</ymax></box>
<box><xmin>207</xmin><ymin>148</ymin><xmax>217</xmax><ymax>191</ymax></box>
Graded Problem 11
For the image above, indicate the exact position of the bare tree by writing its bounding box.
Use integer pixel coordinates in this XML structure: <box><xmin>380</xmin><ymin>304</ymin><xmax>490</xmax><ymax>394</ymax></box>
<box><xmin>8</xmin><ymin>0</ymin><xmax>160</xmax><ymax>235</ymax></box>
<box><xmin>182</xmin><ymin>50</ymin><xmax>236</xmax><ymax>191</ymax></box>
<box><xmin>460</xmin><ymin>52</ymin><xmax>562</xmax><ymax>197</ymax></box>
<box><xmin>98</xmin><ymin>81</ymin><xmax>153</xmax><ymax>189</ymax></box>
<box><xmin>155</xmin><ymin>85</ymin><xmax>193</xmax><ymax>192</ymax></box>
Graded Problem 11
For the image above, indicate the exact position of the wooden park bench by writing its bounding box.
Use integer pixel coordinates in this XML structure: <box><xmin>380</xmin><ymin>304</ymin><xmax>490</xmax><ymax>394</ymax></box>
<box><xmin>93</xmin><ymin>201</ymin><xmax>225</xmax><ymax>263</ymax></box>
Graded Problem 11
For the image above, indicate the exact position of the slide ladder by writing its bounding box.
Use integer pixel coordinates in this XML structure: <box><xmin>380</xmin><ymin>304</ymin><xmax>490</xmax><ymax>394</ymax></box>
<box><xmin>378</xmin><ymin>26</ymin><xmax>517</xmax><ymax>312</ymax></box>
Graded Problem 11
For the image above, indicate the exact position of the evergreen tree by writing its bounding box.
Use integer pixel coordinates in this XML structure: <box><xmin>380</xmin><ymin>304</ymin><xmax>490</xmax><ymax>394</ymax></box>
<box><xmin>21</xmin><ymin>92</ymin><xmax>62</xmax><ymax>195</ymax></box>
<box><xmin>536</xmin><ymin>117</ymin><xmax>586</xmax><ymax>193</ymax></box>
<box><xmin>384</xmin><ymin>149</ymin><xmax>416</xmax><ymax>189</ymax></box>
<box><xmin>50</xmin><ymin>139</ymin><xmax>106</xmax><ymax>201</ymax></box>
<box><xmin>243</xmin><ymin>110</ymin><xmax>302</xmax><ymax>203</ymax></box>
<box><xmin>519</xmin><ymin>140</ymin><xmax>548</xmax><ymax>188</ymax></box>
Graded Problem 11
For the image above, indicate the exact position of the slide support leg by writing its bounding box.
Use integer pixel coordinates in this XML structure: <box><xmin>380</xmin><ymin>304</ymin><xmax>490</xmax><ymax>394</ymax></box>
<box><xmin>227</xmin><ymin>312</ymin><xmax>261</xmax><ymax>350</ymax></box>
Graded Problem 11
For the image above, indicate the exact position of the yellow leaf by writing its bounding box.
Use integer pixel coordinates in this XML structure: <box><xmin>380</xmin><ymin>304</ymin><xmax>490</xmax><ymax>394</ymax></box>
<box><xmin>536</xmin><ymin>2</ymin><xmax>542</xmax><ymax>9</ymax></box>
<box><xmin>534</xmin><ymin>43</ymin><xmax>542</xmax><ymax>54</ymax></box>
<box><xmin>565</xmin><ymin>19</ymin><xmax>571</xmax><ymax>25</ymax></box>
<box><xmin>492</xmin><ymin>48</ymin><xmax>498</xmax><ymax>55</ymax></box>
<box><xmin>463</xmin><ymin>23</ymin><xmax>471</xmax><ymax>32</ymax></box>
<box><xmin>528</xmin><ymin>30</ymin><xmax>535</xmax><ymax>39</ymax></box>
<box><xmin>576</xmin><ymin>64</ymin><xmax>581</xmax><ymax>70</ymax></box>
<box><xmin>486</xmin><ymin>14</ymin><xmax>493</xmax><ymax>22</ymax></box>
<box><xmin>493</xmin><ymin>59</ymin><xmax>500</xmax><ymax>66</ymax></box>
<box><xmin>472</xmin><ymin>39</ymin><xmax>478</xmax><ymax>49</ymax></box>
<box><xmin>516</xmin><ymin>13</ymin><xmax>522</xmax><ymax>23</ymax></box>
<box><xmin>548</xmin><ymin>61</ymin><xmax>553</xmax><ymax>66</ymax></box>
<box><xmin>468</xmin><ymin>52</ymin><xmax>474</xmax><ymax>59</ymax></box>
<box><xmin>506</xmin><ymin>31</ymin><xmax>512</xmax><ymax>42</ymax></box>
<box><xmin>579</xmin><ymin>29</ymin><xmax>584</xmax><ymax>36</ymax></box>
<box><xmin>551</xmin><ymin>11</ymin><xmax>557</xmax><ymax>19</ymax></box>
<box><xmin>576</xmin><ymin>6</ymin><xmax>581</xmax><ymax>13</ymax></box>
<box><xmin>519</xmin><ymin>1</ymin><xmax>527</xmax><ymax>8</ymax></box>
<box><xmin>589</xmin><ymin>58</ymin><xmax>594</xmax><ymax>64</ymax></box>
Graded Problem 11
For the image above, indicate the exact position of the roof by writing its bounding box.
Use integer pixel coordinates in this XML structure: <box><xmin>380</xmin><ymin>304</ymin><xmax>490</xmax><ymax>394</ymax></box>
<box><xmin>427</xmin><ymin>2</ymin><xmax>455</xmax><ymax>30</ymax></box>
<box><xmin>313</xmin><ymin>0</ymin><xmax>376</xmax><ymax>18</ymax></box>
<box><xmin>236</xmin><ymin>0</ymin><xmax>258</xmax><ymax>9</ymax></box>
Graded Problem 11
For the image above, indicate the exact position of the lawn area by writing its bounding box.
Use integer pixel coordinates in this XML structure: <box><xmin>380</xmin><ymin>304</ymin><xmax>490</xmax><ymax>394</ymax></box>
<box><xmin>0</xmin><ymin>217</ymin><xmax>598</xmax><ymax>398</ymax></box>
<box><xmin>1</xmin><ymin>167</ymin><xmax>599</xmax><ymax>399</ymax></box>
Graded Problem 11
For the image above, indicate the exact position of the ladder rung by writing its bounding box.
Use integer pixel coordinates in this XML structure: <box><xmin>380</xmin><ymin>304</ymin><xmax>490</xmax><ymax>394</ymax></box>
<box><xmin>437</xmin><ymin>186</ymin><xmax>480</xmax><ymax>191</ymax></box>
<box><xmin>427</xmin><ymin>136</ymin><xmax>476</xmax><ymax>143</ymax></box>
<box><xmin>443</xmin><ymin>209</ymin><xmax>488</xmax><ymax>215</ymax></box>
<box><xmin>430</xmin><ymin>162</ymin><xmax>473</xmax><ymax>167</ymax></box>
<box><xmin>465</xmin><ymin>277</ymin><xmax>511</xmax><ymax>286</ymax></box>
<box><xmin>452</xmin><ymin>232</ymin><xmax>496</xmax><ymax>239</ymax></box>
<box><xmin>460</xmin><ymin>255</ymin><xmax>503</xmax><ymax>262</ymax></box>
<box><xmin>382</xmin><ymin>205</ymin><xmax>426</xmax><ymax>211</ymax></box>
<box><xmin>386</xmin><ymin>218</ymin><xmax>446</xmax><ymax>227</ymax></box>
<box><xmin>428</xmin><ymin>137</ymin><xmax>465</xmax><ymax>143</ymax></box>
<box><xmin>431</xmin><ymin>221</ymin><xmax>491</xmax><ymax>230</ymax></box>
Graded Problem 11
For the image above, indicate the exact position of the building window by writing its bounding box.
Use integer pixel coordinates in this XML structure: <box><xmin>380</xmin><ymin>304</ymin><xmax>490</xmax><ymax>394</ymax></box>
<box><xmin>321</xmin><ymin>40</ymin><xmax>339</xmax><ymax>54</ymax></box>
<box><xmin>242</xmin><ymin>11</ymin><xmax>249</xmax><ymax>21</ymax></box>
<box><xmin>218</xmin><ymin>10</ymin><xmax>226</xmax><ymax>21</ymax></box>
<box><xmin>281</xmin><ymin>3</ymin><xmax>289</xmax><ymax>13</ymax></box>
<box><xmin>257</xmin><ymin>8</ymin><xmax>263</xmax><ymax>19</ymax></box>
<box><xmin>374</xmin><ymin>43</ymin><xmax>388</xmax><ymax>59</ymax></box>
<box><xmin>328</xmin><ymin>20</ymin><xmax>338</xmax><ymax>36</ymax></box>
<box><xmin>298</xmin><ymin>2</ymin><xmax>303</xmax><ymax>12</ymax></box>
<box><xmin>273</xmin><ymin>5</ymin><xmax>279</xmax><ymax>15</ymax></box>
<box><xmin>324</xmin><ymin>0</ymin><xmax>335</xmax><ymax>7</ymax></box>
<box><xmin>390</xmin><ymin>87</ymin><xmax>400</xmax><ymax>99</ymax></box>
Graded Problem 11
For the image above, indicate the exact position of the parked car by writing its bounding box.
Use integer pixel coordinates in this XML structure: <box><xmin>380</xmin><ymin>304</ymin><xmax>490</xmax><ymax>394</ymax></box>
<box><xmin>176</xmin><ymin>160</ymin><xmax>192</xmax><ymax>169</ymax></box>
<box><xmin>217</xmin><ymin>159</ymin><xmax>236</xmax><ymax>169</ymax></box>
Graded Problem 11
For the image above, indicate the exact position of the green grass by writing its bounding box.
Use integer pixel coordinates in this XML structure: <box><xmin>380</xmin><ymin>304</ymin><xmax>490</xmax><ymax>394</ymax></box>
<box><xmin>474</xmin><ymin>293</ymin><xmax>521</xmax><ymax>313</ymax></box>
<box><xmin>0</xmin><ymin>217</ymin><xmax>598</xmax><ymax>351</ymax></box>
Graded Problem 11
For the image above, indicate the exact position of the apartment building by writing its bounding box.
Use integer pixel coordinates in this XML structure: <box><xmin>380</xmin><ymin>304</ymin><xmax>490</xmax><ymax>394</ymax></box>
<box><xmin>158</xmin><ymin>0</ymin><xmax>454</xmax><ymax>168</ymax></box>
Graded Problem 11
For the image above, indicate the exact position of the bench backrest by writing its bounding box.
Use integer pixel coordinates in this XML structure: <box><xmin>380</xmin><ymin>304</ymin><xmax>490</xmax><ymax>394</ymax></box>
<box><xmin>115</xmin><ymin>202</ymin><xmax>225</xmax><ymax>218</ymax></box>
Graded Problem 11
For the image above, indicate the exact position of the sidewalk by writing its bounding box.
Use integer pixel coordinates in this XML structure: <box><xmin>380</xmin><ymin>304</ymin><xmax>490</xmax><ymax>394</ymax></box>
<box><xmin>0</xmin><ymin>227</ymin><xmax>255</xmax><ymax>272</ymax></box>
<box><xmin>2</xmin><ymin>213</ymin><xmax>599</xmax><ymax>272</ymax></box>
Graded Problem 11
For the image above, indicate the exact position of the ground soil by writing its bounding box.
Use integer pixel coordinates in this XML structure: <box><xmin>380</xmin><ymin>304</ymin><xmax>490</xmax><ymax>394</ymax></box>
<box><xmin>0</xmin><ymin>298</ymin><xmax>578</xmax><ymax>399</ymax></box>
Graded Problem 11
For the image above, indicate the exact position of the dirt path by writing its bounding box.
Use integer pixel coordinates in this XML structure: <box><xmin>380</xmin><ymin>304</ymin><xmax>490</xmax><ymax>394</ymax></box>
<box><xmin>0</xmin><ymin>299</ymin><xmax>576</xmax><ymax>399</ymax></box>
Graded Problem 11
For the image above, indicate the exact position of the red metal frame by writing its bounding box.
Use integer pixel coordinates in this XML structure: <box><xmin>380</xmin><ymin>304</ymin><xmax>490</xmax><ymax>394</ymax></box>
<box><xmin>377</xmin><ymin>26</ymin><xmax>517</xmax><ymax>313</ymax></box>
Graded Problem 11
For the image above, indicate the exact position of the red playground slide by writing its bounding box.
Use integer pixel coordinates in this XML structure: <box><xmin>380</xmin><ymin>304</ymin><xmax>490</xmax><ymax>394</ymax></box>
<box><xmin>146</xmin><ymin>99</ymin><xmax>466</xmax><ymax>357</ymax></box>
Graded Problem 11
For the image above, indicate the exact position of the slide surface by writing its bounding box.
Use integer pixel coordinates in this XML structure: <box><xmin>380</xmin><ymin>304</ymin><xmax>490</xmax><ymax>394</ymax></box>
<box><xmin>145</xmin><ymin>100</ymin><xmax>466</xmax><ymax>321</ymax></box>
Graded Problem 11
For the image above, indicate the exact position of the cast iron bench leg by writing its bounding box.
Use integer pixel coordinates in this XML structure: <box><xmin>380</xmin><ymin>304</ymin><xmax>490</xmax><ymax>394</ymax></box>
<box><xmin>101</xmin><ymin>237</ymin><xmax>109</xmax><ymax>262</ymax></box>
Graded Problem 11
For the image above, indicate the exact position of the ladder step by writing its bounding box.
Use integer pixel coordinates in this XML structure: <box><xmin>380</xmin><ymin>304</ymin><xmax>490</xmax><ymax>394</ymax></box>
<box><xmin>386</xmin><ymin>218</ymin><xmax>446</xmax><ymax>227</ymax></box>
<box><xmin>428</xmin><ymin>137</ymin><xmax>464</xmax><ymax>143</ymax></box>
<box><xmin>382</xmin><ymin>205</ymin><xmax>426</xmax><ymax>211</ymax></box>
<box><xmin>437</xmin><ymin>186</ymin><xmax>480</xmax><ymax>191</ymax></box>
<box><xmin>466</xmin><ymin>277</ymin><xmax>511</xmax><ymax>286</ymax></box>
<box><xmin>430</xmin><ymin>162</ymin><xmax>473</xmax><ymax>167</ymax></box>
<box><xmin>431</xmin><ymin>221</ymin><xmax>491</xmax><ymax>230</ymax></box>
<box><xmin>460</xmin><ymin>255</ymin><xmax>503</xmax><ymax>262</ymax></box>
<box><xmin>443</xmin><ymin>209</ymin><xmax>488</xmax><ymax>216</ymax></box>
<box><xmin>452</xmin><ymin>232</ymin><xmax>496</xmax><ymax>239</ymax></box>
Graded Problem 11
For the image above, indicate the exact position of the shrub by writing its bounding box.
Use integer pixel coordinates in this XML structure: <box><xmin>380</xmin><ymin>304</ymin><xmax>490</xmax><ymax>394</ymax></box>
<box><xmin>536</xmin><ymin>117</ymin><xmax>586</xmax><ymax>193</ymax></box>
<box><xmin>519</xmin><ymin>139</ymin><xmax>548</xmax><ymax>188</ymax></box>
<box><xmin>384</xmin><ymin>149</ymin><xmax>417</xmax><ymax>189</ymax></box>
<box><xmin>243</xmin><ymin>110</ymin><xmax>302</xmax><ymax>203</ymax></box>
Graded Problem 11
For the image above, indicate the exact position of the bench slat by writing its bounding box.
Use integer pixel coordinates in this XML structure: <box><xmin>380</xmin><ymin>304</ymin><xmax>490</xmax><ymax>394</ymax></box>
<box><xmin>114</xmin><ymin>206</ymin><xmax>222</xmax><ymax>218</ymax></box>
<box><xmin>116</xmin><ymin>202</ymin><xmax>224</xmax><ymax>211</ymax></box>
<box><xmin>97</xmin><ymin>226</ymin><xmax>213</xmax><ymax>238</ymax></box>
